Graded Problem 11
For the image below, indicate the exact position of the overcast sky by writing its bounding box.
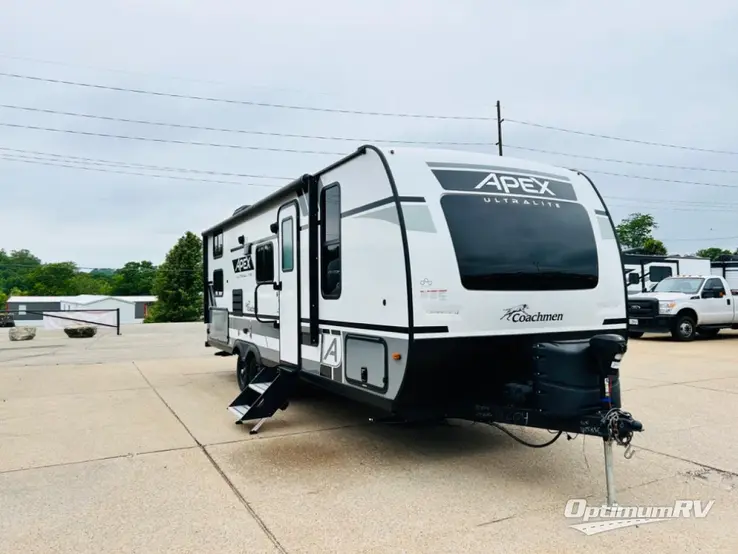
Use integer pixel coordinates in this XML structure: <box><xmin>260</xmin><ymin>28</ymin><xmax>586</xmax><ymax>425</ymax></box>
<box><xmin>1</xmin><ymin>0</ymin><xmax>737</xmax><ymax>268</ymax></box>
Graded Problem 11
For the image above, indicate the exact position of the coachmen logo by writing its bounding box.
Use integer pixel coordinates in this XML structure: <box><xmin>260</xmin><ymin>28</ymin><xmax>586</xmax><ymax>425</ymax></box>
<box><xmin>501</xmin><ymin>304</ymin><xmax>564</xmax><ymax>323</ymax></box>
<box><xmin>232</xmin><ymin>255</ymin><xmax>254</xmax><ymax>273</ymax></box>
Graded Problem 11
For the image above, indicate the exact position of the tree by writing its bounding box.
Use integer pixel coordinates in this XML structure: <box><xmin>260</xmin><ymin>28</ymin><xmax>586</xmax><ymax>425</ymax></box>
<box><xmin>71</xmin><ymin>272</ymin><xmax>113</xmax><ymax>295</ymax></box>
<box><xmin>615</xmin><ymin>213</ymin><xmax>666</xmax><ymax>253</ymax></box>
<box><xmin>26</xmin><ymin>262</ymin><xmax>79</xmax><ymax>296</ymax></box>
<box><xmin>0</xmin><ymin>249</ymin><xmax>42</xmax><ymax>293</ymax></box>
<box><xmin>111</xmin><ymin>261</ymin><xmax>157</xmax><ymax>296</ymax></box>
<box><xmin>641</xmin><ymin>237</ymin><xmax>667</xmax><ymax>255</ymax></box>
<box><xmin>146</xmin><ymin>232</ymin><xmax>202</xmax><ymax>323</ymax></box>
<box><xmin>696</xmin><ymin>247</ymin><xmax>734</xmax><ymax>261</ymax></box>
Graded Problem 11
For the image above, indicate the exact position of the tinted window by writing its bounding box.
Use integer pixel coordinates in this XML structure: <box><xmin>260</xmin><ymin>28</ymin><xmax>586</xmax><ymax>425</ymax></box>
<box><xmin>213</xmin><ymin>269</ymin><xmax>224</xmax><ymax>297</ymax></box>
<box><xmin>441</xmin><ymin>194</ymin><xmax>598</xmax><ymax>291</ymax></box>
<box><xmin>281</xmin><ymin>218</ymin><xmax>294</xmax><ymax>272</ymax></box>
<box><xmin>649</xmin><ymin>266</ymin><xmax>673</xmax><ymax>282</ymax></box>
<box><xmin>705</xmin><ymin>278</ymin><xmax>725</xmax><ymax>294</ymax></box>
<box><xmin>321</xmin><ymin>184</ymin><xmax>341</xmax><ymax>298</ymax></box>
<box><xmin>255</xmin><ymin>242</ymin><xmax>274</xmax><ymax>283</ymax></box>
<box><xmin>213</xmin><ymin>232</ymin><xmax>224</xmax><ymax>259</ymax></box>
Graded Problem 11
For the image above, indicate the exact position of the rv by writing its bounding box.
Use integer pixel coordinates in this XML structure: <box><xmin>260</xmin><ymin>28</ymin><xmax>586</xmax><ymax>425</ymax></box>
<box><xmin>202</xmin><ymin>145</ymin><xmax>642</xmax><ymax>504</ymax></box>
<box><xmin>711</xmin><ymin>255</ymin><xmax>738</xmax><ymax>292</ymax></box>
<box><xmin>623</xmin><ymin>254</ymin><xmax>711</xmax><ymax>294</ymax></box>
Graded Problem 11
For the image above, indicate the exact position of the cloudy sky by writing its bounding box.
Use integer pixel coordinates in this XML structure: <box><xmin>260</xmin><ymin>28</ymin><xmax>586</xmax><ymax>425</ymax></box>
<box><xmin>1</xmin><ymin>0</ymin><xmax>737</xmax><ymax>268</ymax></box>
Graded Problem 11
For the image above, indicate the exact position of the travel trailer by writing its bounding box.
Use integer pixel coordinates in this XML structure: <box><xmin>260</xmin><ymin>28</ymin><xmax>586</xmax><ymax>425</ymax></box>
<box><xmin>711</xmin><ymin>255</ymin><xmax>738</xmax><ymax>293</ymax></box>
<box><xmin>623</xmin><ymin>254</ymin><xmax>711</xmax><ymax>294</ymax></box>
<box><xmin>202</xmin><ymin>144</ymin><xmax>643</xmax><ymax>505</ymax></box>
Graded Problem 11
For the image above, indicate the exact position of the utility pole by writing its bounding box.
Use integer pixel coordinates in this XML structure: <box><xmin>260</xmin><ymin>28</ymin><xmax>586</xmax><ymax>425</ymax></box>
<box><xmin>496</xmin><ymin>100</ymin><xmax>503</xmax><ymax>156</ymax></box>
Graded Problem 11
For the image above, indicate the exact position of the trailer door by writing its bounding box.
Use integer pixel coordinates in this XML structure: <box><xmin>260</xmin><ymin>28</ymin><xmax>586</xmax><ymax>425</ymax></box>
<box><xmin>277</xmin><ymin>202</ymin><xmax>300</xmax><ymax>368</ymax></box>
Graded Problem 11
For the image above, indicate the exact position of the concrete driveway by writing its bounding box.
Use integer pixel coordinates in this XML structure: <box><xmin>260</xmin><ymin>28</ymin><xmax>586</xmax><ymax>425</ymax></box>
<box><xmin>1</xmin><ymin>324</ymin><xmax>736</xmax><ymax>553</ymax></box>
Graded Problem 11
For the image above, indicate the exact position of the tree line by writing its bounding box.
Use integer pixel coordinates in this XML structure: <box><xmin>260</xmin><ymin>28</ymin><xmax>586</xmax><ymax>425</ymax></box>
<box><xmin>615</xmin><ymin>212</ymin><xmax>737</xmax><ymax>260</ymax></box>
<box><xmin>2</xmin><ymin>216</ymin><xmax>735</xmax><ymax>323</ymax></box>
<box><xmin>1</xmin><ymin>231</ymin><xmax>203</xmax><ymax>323</ymax></box>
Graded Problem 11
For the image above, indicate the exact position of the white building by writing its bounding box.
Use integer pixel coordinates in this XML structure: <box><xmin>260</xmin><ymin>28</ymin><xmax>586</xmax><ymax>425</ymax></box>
<box><xmin>5</xmin><ymin>295</ymin><xmax>157</xmax><ymax>328</ymax></box>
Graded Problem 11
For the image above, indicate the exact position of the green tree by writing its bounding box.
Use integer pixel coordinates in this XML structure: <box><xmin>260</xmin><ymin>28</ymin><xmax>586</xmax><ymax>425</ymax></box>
<box><xmin>641</xmin><ymin>237</ymin><xmax>667</xmax><ymax>255</ymax></box>
<box><xmin>111</xmin><ymin>261</ymin><xmax>157</xmax><ymax>295</ymax></box>
<box><xmin>71</xmin><ymin>272</ymin><xmax>113</xmax><ymax>295</ymax></box>
<box><xmin>0</xmin><ymin>249</ymin><xmax>42</xmax><ymax>293</ymax></box>
<box><xmin>26</xmin><ymin>262</ymin><xmax>79</xmax><ymax>296</ymax></box>
<box><xmin>615</xmin><ymin>213</ymin><xmax>663</xmax><ymax>251</ymax></box>
<box><xmin>0</xmin><ymin>290</ymin><xmax>7</xmax><ymax>309</ymax></box>
<box><xmin>696</xmin><ymin>247</ymin><xmax>733</xmax><ymax>261</ymax></box>
<box><xmin>146</xmin><ymin>232</ymin><xmax>202</xmax><ymax>322</ymax></box>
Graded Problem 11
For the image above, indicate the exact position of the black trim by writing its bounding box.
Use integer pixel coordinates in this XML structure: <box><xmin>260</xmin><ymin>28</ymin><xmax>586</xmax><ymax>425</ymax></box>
<box><xmin>300</xmin><ymin>370</ymin><xmax>395</xmax><ymax>414</ymax></box>
<box><xmin>203</xmin><ymin>229</ymin><xmax>210</xmax><ymax>324</ymax></box>
<box><xmin>344</xmin><ymin>334</ymin><xmax>389</xmax><ymax>394</ymax></box>
<box><xmin>230</xmin><ymin>245</ymin><xmax>243</xmax><ymax>252</ymax></box>
<box><xmin>202</xmin><ymin>150</ymin><xmax>370</xmax><ymax>236</ymax></box>
<box><xmin>577</xmin><ymin>170</ymin><xmax>630</xmax><ymax>331</ymax></box>
<box><xmin>308</xmin><ymin>319</ymin><xmax>447</xmax><ymax>334</ymax></box>
<box><xmin>307</xmin><ymin>175</ymin><xmax>320</xmax><ymax>346</ymax></box>
<box><xmin>341</xmin><ymin>195</ymin><xmax>426</xmax><ymax>218</ymax></box>
<box><xmin>594</xmin><ymin>209</ymin><xmax>607</xmax><ymax>216</ymax></box>
<box><xmin>603</xmin><ymin>318</ymin><xmax>628</xmax><ymax>325</ymax></box>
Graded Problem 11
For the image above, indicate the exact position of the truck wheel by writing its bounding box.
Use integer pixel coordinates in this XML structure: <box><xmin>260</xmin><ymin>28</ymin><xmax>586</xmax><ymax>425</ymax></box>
<box><xmin>671</xmin><ymin>315</ymin><xmax>696</xmax><ymax>341</ymax></box>
<box><xmin>236</xmin><ymin>352</ymin><xmax>258</xmax><ymax>391</ymax></box>
<box><xmin>628</xmin><ymin>331</ymin><xmax>644</xmax><ymax>339</ymax></box>
<box><xmin>697</xmin><ymin>328</ymin><xmax>720</xmax><ymax>339</ymax></box>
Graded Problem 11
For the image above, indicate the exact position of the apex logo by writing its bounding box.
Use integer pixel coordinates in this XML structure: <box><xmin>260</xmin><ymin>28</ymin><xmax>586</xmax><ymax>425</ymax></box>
<box><xmin>475</xmin><ymin>173</ymin><xmax>555</xmax><ymax>196</ymax></box>
<box><xmin>232</xmin><ymin>255</ymin><xmax>253</xmax><ymax>273</ymax></box>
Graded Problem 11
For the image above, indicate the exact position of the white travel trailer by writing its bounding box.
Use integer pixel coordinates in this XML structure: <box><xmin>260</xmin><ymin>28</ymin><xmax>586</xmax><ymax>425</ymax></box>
<box><xmin>202</xmin><ymin>145</ymin><xmax>643</xmax><ymax>505</ymax></box>
<box><xmin>623</xmin><ymin>254</ymin><xmax>711</xmax><ymax>294</ymax></box>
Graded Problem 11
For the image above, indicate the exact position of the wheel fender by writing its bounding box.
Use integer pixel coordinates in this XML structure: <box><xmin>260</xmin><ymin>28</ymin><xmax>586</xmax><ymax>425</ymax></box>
<box><xmin>232</xmin><ymin>339</ymin><xmax>261</xmax><ymax>365</ymax></box>
<box><xmin>676</xmin><ymin>308</ymin><xmax>698</xmax><ymax>325</ymax></box>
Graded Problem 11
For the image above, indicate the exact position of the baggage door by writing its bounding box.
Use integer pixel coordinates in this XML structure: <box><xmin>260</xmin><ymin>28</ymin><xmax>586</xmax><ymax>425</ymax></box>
<box><xmin>277</xmin><ymin>202</ymin><xmax>300</xmax><ymax>368</ymax></box>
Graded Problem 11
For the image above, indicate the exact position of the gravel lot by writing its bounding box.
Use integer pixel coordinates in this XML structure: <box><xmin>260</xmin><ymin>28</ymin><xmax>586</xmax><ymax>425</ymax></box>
<box><xmin>1</xmin><ymin>324</ymin><xmax>736</xmax><ymax>553</ymax></box>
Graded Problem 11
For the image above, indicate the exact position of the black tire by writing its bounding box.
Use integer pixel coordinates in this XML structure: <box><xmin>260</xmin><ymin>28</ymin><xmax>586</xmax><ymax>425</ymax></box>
<box><xmin>628</xmin><ymin>331</ymin><xmax>644</xmax><ymax>339</ymax></box>
<box><xmin>671</xmin><ymin>314</ymin><xmax>697</xmax><ymax>341</ymax></box>
<box><xmin>697</xmin><ymin>328</ymin><xmax>720</xmax><ymax>339</ymax></box>
<box><xmin>236</xmin><ymin>352</ymin><xmax>258</xmax><ymax>391</ymax></box>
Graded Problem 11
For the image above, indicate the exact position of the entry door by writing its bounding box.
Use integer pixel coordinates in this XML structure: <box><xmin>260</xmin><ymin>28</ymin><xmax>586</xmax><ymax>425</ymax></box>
<box><xmin>277</xmin><ymin>202</ymin><xmax>300</xmax><ymax>367</ymax></box>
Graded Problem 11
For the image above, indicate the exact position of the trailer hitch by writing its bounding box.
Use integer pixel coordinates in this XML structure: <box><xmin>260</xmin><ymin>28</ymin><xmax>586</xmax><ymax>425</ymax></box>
<box><xmin>589</xmin><ymin>333</ymin><xmax>644</xmax><ymax>506</ymax></box>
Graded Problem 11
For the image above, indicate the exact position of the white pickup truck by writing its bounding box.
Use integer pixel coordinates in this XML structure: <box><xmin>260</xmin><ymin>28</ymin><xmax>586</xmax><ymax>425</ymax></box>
<box><xmin>627</xmin><ymin>275</ymin><xmax>738</xmax><ymax>341</ymax></box>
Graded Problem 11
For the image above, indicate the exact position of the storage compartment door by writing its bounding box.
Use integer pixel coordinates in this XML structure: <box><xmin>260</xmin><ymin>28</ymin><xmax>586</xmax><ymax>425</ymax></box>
<box><xmin>344</xmin><ymin>335</ymin><xmax>388</xmax><ymax>393</ymax></box>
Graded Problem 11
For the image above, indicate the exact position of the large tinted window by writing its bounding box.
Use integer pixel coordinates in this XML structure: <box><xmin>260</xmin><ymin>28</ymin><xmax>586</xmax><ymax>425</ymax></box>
<box><xmin>320</xmin><ymin>183</ymin><xmax>341</xmax><ymax>299</ymax></box>
<box><xmin>441</xmin><ymin>194</ymin><xmax>599</xmax><ymax>291</ymax></box>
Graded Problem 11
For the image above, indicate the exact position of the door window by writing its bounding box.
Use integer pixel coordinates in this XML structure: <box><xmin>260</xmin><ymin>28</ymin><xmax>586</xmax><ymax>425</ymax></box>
<box><xmin>281</xmin><ymin>217</ymin><xmax>294</xmax><ymax>272</ymax></box>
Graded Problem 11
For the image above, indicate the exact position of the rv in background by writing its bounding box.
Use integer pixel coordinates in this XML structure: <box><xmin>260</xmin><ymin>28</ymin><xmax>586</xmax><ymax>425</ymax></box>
<box><xmin>711</xmin><ymin>255</ymin><xmax>738</xmax><ymax>293</ymax></box>
<box><xmin>623</xmin><ymin>254</ymin><xmax>711</xmax><ymax>294</ymax></box>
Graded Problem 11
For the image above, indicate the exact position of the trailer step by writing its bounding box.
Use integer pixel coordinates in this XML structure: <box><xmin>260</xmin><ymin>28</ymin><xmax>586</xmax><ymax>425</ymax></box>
<box><xmin>227</xmin><ymin>365</ymin><xmax>298</xmax><ymax>433</ymax></box>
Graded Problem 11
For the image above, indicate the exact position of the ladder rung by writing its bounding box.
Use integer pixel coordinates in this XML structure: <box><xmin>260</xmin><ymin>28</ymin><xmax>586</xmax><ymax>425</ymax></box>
<box><xmin>249</xmin><ymin>382</ymin><xmax>269</xmax><ymax>395</ymax></box>
<box><xmin>229</xmin><ymin>405</ymin><xmax>249</xmax><ymax>417</ymax></box>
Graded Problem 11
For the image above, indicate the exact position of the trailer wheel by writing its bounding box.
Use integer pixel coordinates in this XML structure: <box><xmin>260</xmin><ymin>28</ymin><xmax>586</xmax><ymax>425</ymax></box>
<box><xmin>236</xmin><ymin>352</ymin><xmax>258</xmax><ymax>391</ymax></box>
<box><xmin>671</xmin><ymin>314</ymin><xmax>697</xmax><ymax>341</ymax></box>
<box><xmin>628</xmin><ymin>331</ymin><xmax>644</xmax><ymax>339</ymax></box>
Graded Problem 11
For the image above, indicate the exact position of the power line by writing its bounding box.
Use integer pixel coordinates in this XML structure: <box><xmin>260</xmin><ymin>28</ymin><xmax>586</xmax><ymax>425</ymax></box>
<box><xmin>0</xmin><ymin>121</ymin><xmax>345</xmax><ymax>155</ymax></box>
<box><xmin>506</xmin><ymin>118</ymin><xmax>738</xmax><ymax>156</ymax></box>
<box><xmin>576</xmin><ymin>167</ymin><xmax>738</xmax><ymax>190</ymax></box>
<box><xmin>507</xmin><ymin>144</ymin><xmax>738</xmax><ymax>174</ymax></box>
<box><xmin>0</xmin><ymin>155</ymin><xmax>279</xmax><ymax>187</ymax></box>
<box><xmin>0</xmin><ymin>72</ymin><xmax>497</xmax><ymax>121</ymax></box>
<box><xmin>0</xmin><ymin>104</ymin><xmax>499</xmax><ymax>146</ymax></box>
<box><xmin>0</xmin><ymin>146</ymin><xmax>293</xmax><ymax>181</ymax></box>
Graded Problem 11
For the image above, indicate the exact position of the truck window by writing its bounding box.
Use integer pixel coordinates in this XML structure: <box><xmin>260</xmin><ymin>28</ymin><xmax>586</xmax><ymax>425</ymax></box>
<box><xmin>649</xmin><ymin>266</ymin><xmax>672</xmax><ymax>282</ymax></box>
<box><xmin>704</xmin><ymin>278</ymin><xmax>726</xmax><ymax>296</ymax></box>
<box><xmin>653</xmin><ymin>277</ymin><xmax>703</xmax><ymax>294</ymax></box>
<box><xmin>440</xmin><ymin>194</ymin><xmax>598</xmax><ymax>291</ymax></box>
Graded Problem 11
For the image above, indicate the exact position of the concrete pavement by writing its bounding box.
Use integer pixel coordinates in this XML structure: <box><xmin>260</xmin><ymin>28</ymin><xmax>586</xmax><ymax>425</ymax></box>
<box><xmin>1</xmin><ymin>324</ymin><xmax>736</xmax><ymax>553</ymax></box>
